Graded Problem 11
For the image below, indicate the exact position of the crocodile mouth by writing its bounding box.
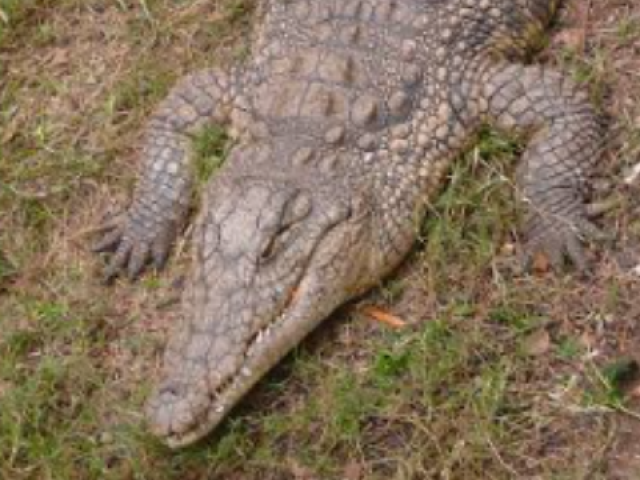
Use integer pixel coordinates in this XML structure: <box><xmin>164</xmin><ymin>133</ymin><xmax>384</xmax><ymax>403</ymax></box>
<box><xmin>148</xmin><ymin>275</ymin><xmax>313</xmax><ymax>448</ymax></box>
<box><xmin>146</xmin><ymin>216</ymin><xmax>332</xmax><ymax>448</ymax></box>
<box><xmin>146</xmin><ymin>192</ymin><xmax>358</xmax><ymax>448</ymax></box>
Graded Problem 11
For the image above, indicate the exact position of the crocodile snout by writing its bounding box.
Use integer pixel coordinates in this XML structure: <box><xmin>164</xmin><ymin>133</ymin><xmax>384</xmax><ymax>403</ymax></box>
<box><xmin>147</xmin><ymin>377</ymin><xmax>213</xmax><ymax>441</ymax></box>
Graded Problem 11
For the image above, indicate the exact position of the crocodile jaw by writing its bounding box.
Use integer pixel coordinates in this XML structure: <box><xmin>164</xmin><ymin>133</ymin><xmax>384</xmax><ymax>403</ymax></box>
<box><xmin>150</xmin><ymin>270</ymin><xmax>344</xmax><ymax>448</ymax></box>
<box><xmin>144</xmin><ymin>180</ymin><xmax>373</xmax><ymax>448</ymax></box>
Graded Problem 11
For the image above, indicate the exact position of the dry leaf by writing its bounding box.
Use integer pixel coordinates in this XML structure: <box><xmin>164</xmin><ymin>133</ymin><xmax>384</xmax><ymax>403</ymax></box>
<box><xmin>501</xmin><ymin>242</ymin><xmax>516</xmax><ymax>256</ymax></box>
<box><xmin>630</xmin><ymin>383</ymin><xmax>640</xmax><ymax>399</ymax></box>
<box><xmin>555</xmin><ymin>28</ymin><xmax>586</xmax><ymax>51</ymax></box>
<box><xmin>361</xmin><ymin>306</ymin><xmax>407</xmax><ymax>329</ymax></box>
<box><xmin>579</xmin><ymin>332</ymin><xmax>596</xmax><ymax>350</ymax></box>
<box><xmin>343</xmin><ymin>461</ymin><xmax>363</xmax><ymax>480</ymax></box>
<box><xmin>524</xmin><ymin>329</ymin><xmax>552</xmax><ymax>356</ymax></box>
<box><xmin>289</xmin><ymin>460</ymin><xmax>316</xmax><ymax>480</ymax></box>
<box><xmin>532</xmin><ymin>252</ymin><xmax>551</xmax><ymax>274</ymax></box>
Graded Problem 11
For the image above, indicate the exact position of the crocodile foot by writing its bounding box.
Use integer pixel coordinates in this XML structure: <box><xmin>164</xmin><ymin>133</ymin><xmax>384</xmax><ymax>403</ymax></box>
<box><xmin>92</xmin><ymin>212</ymin><xmax>176</xmax><ymax>282</ymax></box>
<box><xmin>521</xmin><ymin>209</ymin><xmax>610</xmax><ymax>272</ymax></box>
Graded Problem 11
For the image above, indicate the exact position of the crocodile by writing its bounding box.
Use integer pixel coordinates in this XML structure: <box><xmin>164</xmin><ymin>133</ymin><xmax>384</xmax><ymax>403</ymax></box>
<box><xmin>94</xmin><ymin>0</ymin><xmax>605</xmax><ymax>448</ymax></box>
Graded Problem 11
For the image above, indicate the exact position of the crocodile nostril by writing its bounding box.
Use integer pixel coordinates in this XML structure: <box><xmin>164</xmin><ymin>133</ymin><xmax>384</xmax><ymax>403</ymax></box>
<box><xmin>158</xmin><ymin>383</ymin><xmax>182</xmax><ymax>399</ymax></box>
<box><xmin>146</xmin><ymin>382</ymin><xmax>190</xmax><ymax>437</ymax></box>
<box><xmin>147</xmin><ymin>376</ymin><xmax>215</xmax><ymax>440</ymax></box>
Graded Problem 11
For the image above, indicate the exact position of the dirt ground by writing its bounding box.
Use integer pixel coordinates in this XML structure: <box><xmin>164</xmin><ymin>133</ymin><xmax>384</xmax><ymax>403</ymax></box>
<box><xmin>2</xmin><ymin>0</ymin><xmax>640</xmax><ymax>479</ymax></box>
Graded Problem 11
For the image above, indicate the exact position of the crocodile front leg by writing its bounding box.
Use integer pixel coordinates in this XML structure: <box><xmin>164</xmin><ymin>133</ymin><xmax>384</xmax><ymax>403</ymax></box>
<box><xmin>483</xmin><ymin>64</ymin><xmax>606</xmax><ymax>270</ymax></box>
<box><xmin>94</xmin><ymin>69</ymin><xmax>240</xmax><ymax>280</ymax></box>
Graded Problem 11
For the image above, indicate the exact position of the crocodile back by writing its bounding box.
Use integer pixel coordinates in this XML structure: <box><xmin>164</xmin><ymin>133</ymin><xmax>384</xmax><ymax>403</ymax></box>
<box><xmin>247</xmin><ymin>0</ymin><xmax>426</xmax><ymax>144</ymax></box>
<box><xmin>244</xmin><ymin>0</ymin><xmax>557</xmax><ymax>141</ymax></box>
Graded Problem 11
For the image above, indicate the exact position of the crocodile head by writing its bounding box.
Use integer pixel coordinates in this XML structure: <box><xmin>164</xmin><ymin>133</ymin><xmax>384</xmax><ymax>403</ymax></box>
<box><xmin>146</xmin><ymin>170</ymin><xmax>376</xmax><ymax>447</ymax></box>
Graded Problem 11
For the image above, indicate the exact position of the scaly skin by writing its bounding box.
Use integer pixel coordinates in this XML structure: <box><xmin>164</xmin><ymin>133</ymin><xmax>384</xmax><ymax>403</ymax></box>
<box><xmin>95</xmin><ymin>0</ymin><xmax>605</xmax><ymax>448</ymax></box>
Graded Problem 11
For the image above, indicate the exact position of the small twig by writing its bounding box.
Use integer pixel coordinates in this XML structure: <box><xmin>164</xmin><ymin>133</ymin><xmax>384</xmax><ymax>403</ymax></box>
<box><xmin>69</xmin><ymin>223</ymin><xmax>117</xmax><ymax>241</ymax></box>
<box><xmin>624</xmin><ymin>161</ymin><xmax>640</xmax><ymax>185</ymax></box>
<box><xmin>138</xmin><ymin>0</ymin><xmax>155</xmax><ymax>23</ymax></box>
<box><xmin>613</xmin><ymin>404</ymin><xmax>640</xmax><ymax>422</ymax></box>
<box><xmin>174</xmin><ymin>222</ymin><xmax>194</xmax><ymax>261</ymax></box>
<box><xmin>577</xmin><ymin>0</ymin><xmax>593</xmax><ymax>53</ymax></box>
<box><xmin>586</xmin><ymin>196</ymin><xmax>624</xmax><ymax>218</ymax></box>
<box><xmin>486</xmin><ymin>436</ymin><xmax>520</xmax><ymax>478</ymax></box>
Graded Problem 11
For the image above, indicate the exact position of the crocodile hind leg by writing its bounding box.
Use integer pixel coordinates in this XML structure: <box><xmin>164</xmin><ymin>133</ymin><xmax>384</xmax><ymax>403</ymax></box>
<box><xmin>483</xmin><ymin>64</ymin><xmax>606</xmax><ymax>270</ymax></box>
<box><xmin>94</xmin><ymin>69</ymin><xmax>240</xmax><ymax>280</ymax></box>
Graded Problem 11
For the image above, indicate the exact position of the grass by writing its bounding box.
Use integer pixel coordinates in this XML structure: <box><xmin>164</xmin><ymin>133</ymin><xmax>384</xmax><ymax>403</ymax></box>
<box><xmin>1</xmin><ymin>0</ymin><xmax>639</xmax><ymax>479</ymax></box>
<box><xmin>193</xmin><ymin>125</ymin><xmax>232</xmax><ymax>187</ymax></box>
<box><xmin>418</xmin><ymin>129</ymin><xmax>521</xmax><ymax>296</ymax></box>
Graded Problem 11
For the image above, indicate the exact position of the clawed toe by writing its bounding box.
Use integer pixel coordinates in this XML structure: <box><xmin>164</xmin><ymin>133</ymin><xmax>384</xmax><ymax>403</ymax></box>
<box><xmin>522</xmin><ymin>216</ymin><xmax>607</xmax><ymax>273</ymax></box>
<box><xmin>91</xmin><ymin>215</ymin><xmax>127</xmax><ymax>253</ymax></box>
<box><xmin>523</xmin><ymin>232</ymin><xmax>587</xmax><ymax>272</ymax></box>
<box><xmin>103</xmin><ymin>241</ymin><xmax>133</xmax><ymax>283</ymax></box>
<box><xmin>92</xmin><ymin>228</ymin><xmax>124</xmax><ymax>254</ymax></box>
<box><xmin>93</xmin><ymin>214</ymin><xmax>170</xmax><ymax>282</ymax></box>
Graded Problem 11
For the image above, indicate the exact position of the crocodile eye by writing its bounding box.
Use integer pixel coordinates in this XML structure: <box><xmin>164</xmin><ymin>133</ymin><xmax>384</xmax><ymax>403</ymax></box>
<box><xmin>259</xmin><ymin>235</ymin><xmax>277</xmax><ymax>262</ymax></box>
<box><xmin>258</xmin><ymin>191</ymin><xmax>312</xmax><ymax>264</ymax></box>
<box><xmin>259</xmin><ymin>224</ymin><xmax>293</xmax><ymax>263</ymax></box>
